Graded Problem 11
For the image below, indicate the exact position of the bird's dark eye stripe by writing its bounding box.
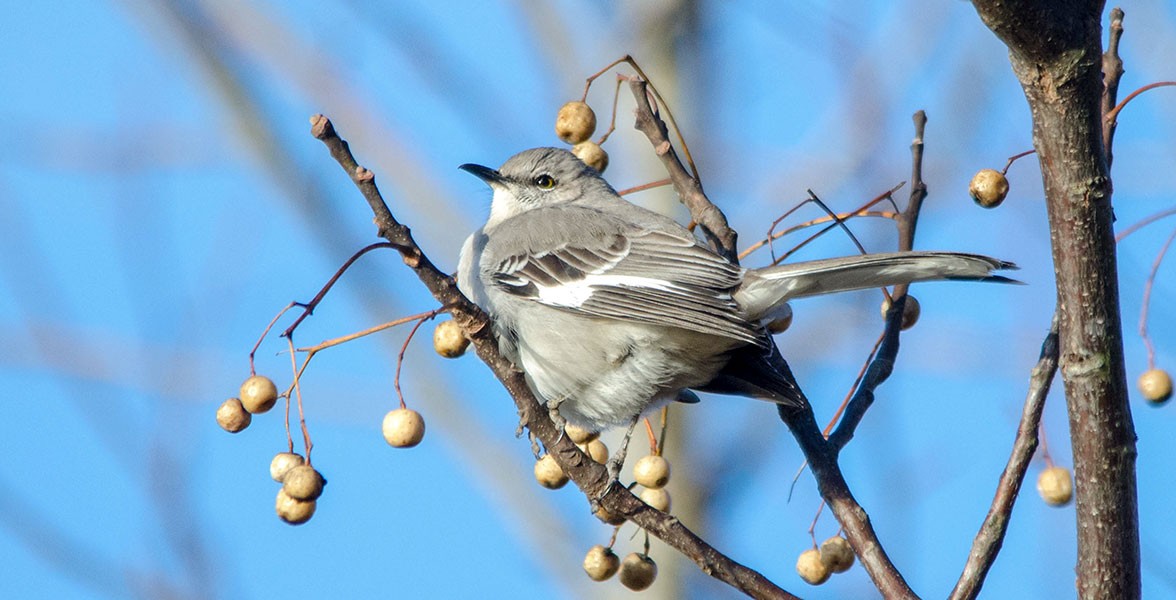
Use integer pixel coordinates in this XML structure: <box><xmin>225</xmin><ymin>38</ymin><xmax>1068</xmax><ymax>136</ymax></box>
<box><xmin>534</xmin><ymin>174</ymin><xmax>556</xmax><ymax>189</ymax></box>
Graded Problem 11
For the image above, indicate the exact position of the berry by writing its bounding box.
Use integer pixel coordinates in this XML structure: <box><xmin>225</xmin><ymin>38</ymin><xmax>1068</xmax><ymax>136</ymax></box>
<box><xmin>572</xmin><ymin>141</ymin><xmax>609</xmax><ymax>173</ymax></box>
<box><xmin>619</xmin><ymin>553</ymin><xmax>657</xmax><ymax>591</ymax></box>
<box><xmin>534</xmin><ymin>454</ymin><xmax>569</xmax><ymax>489</ymax></box>
<box><xmin>820</xmin><ymin>536</ymin><xmax>855</xmax><ymax>573</ymax></box>
<box><xmin>969</xmin><ymin>169</ymin><xmax>1009</xmax><ymax>208</ymax></box>
<box><xmin>580</xmin><ymin>439</ymin><xmax>609</xmax><ymax>464</ymax></box>
<box><xmin>582</xmin><ymin>545</ymin><xmax>620</xmax><ymax>582</ymax></box>
<box><xmin>1037</xmin><ymin>466</ymin><xmax>1073</xmax><ymax>507</ymax></box>
<box><xmin>275</xmin><ymin>489</ymin><xmax>316</xmax><ymax>525</ymax></box>
<box><xmin>633</xmin><ymin>455</ymin><xmax>671</xmax><ymax>489</ymax></box>
<box><xmin>270</xmin><ymin>452</ymin><xmax>304</xmax><ymax>483</ymax></box>
<box><xmin>239</xmin><ymin>375</ymin><xmax>278</xmax><ymax>414</ymax></box>
<box><xmin>216</xmin><ymin>398</ymin><xmax>251</xmax><ymax>433</ymax></box>
<box><xmin>564</xmin><ymin>423</ymin><xmax>599</xmax><ymax>444</ymax></box>
<box><xmin>282</xmin><ymin>465</ymin><xmax>325</xmax><ymax>501</ymax></box>
<box><xmin>796</xmin><ymin>548</ymin><xmax>830</xmax><ymax>585</ymax></box>
<box><xmin>555</xmin><ymin>101</ymin><xmax>596</xmax><ymax>144</ymax></box>
<box><xmin>880</xmin><ymin>294</ymin><xmax>921</xmax><ymax>330</ymax></box>
<box><xmin>1138</xmin><ymin>368</ymin><xmax>1173</xmax><ymax>404</ymax></box>
<box><xmin>432</xmin><ymin>319</ymin><xmax>469</xmax><ymax>358</ymax></box>
<box><xmin>639</xmin><ymin>487</ymin><xmax>671</xmax><ymax>512</ymax></box>
<box><xmin>382</xmin><ymin>408</ymin><xmax>426</xmax><ymax>448</ymax></box>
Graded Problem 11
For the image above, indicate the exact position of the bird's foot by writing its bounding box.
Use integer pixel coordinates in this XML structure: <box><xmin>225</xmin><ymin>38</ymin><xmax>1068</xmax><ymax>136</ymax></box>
<box><xmin>605</xmin><ymin>414</ymin><xmax>641</xmax><ymax>482</ymax></box>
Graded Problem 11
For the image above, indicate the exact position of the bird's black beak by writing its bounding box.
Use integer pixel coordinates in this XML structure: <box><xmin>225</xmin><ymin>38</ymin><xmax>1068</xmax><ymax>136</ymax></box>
<box><xmin>459</xmin><ymin>163</ymin><xmax>505</xmax><ymax>184</ymax></box>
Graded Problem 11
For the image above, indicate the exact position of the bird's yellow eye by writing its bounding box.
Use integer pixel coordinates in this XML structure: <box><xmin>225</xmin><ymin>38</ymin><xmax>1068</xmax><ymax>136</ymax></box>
<box><xmin>534</xmin><ymin>174</ymin><xmax>556</xmax><ymax>189</ymax></box>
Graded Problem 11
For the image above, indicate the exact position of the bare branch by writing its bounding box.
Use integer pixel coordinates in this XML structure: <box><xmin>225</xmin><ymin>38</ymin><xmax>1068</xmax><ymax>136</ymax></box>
<box><xmin>950</xmin><ymin>315</ymin><xmax>1060</xmax><ymax>600</ymax></box>
<box><xmin>1101</xmin><ymin>7</ymin><xmax>1125</xmax><ymax>167</ymax></box>
<box><xmin>629</xmin><ymin>79</ymin><xmax>739</xmax><ymax>263</ymax></box>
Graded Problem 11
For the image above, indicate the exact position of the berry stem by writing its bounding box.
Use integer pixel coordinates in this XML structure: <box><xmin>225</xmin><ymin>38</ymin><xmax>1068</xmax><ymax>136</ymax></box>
<box><xmin>249</xmin><ymin>301</ymin><xmax>297</xmax><ymax>376</ymax></box>
<box><xmin>1138</xmin><ymin>226</ymin><xmax>1176</xmax><ymax>369</ymax></box>
<box><xmin>286</xmin><ymin>336</ymin><xmax>314</xmax><ymax>463</ymax></box>
<box><xmin>394</xmin><ymin>310</ymin><xmax>441</xmax><ymax>409</ymax></box>
<box><xmin>1104</xmin><ymin>81</ymin><xmax>1176</xmax><ymax>126</ymax></box>
<box><xmin>999</xmin><ymin>149</ymin><xmax>1036</xmax><ymax>175</ymax></box>
<box><xmin>807</xmin><ymin>501</ymin><xmax>827</xmax><ymax>548</ymax></box>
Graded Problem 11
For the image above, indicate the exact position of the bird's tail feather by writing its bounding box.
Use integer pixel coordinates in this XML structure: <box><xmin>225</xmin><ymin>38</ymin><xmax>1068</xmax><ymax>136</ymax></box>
<box><xmin>737</xmin><ymin>251</ymin><xmax>1018</xmax><ymax>321</ymax></box>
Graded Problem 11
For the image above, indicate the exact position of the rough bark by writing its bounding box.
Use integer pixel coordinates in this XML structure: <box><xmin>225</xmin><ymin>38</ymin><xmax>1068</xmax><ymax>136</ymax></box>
<box><xmin>970</xmin><ymin>3</ymin><xmax>1140</xmax><ymax>598</ymax></box>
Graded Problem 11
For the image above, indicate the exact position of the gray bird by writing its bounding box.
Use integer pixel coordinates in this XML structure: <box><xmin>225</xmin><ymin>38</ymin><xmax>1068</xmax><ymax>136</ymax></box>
<box><xmin>458</xmin><ymin>147</ymin><xmax>1014</xmax><ymax>434</ymax></box>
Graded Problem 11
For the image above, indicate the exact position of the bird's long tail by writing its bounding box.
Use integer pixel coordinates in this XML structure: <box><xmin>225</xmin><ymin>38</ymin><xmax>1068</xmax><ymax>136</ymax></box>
<box><xmin>736</xmin><ymin>251</ymin><xmax>1018</xmax><ymax>322</ymax></box>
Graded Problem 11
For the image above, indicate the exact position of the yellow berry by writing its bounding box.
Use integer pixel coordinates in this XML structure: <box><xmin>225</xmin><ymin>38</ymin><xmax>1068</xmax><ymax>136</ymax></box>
<box><xmin>1138</xmin><ymin>369</ymin><xmax>1173</xmax><ymax>404</ymax></box>
<box><xmin>270</xmin><ymin>452</ymin><xmax>304</xmax><ymax>483</ymax></box>
<box><xmin>282</xmin><ymin>465</ymin><xmax>325</xmax><ymax>501</ymax></box>
<box><xmin>593</xmin><ymin>504</ymin><xmax>626</xmax><ymax>526</ymax></box>
<box><xmin>796</xmin><ymin>548</ymin><xmax>830</xmax><ymax>585</ymax></box>
<box><xmin>582</xmin><ymin>545</ymin><xmax>620</xmax><ymax>582</ymax></box>
<box><xmin>432</xmin><ymin>319</ymin><xmax>469</xmax><ymax>358</ymax></box>
<box><xmin>555</xmin><ymin>101</ymin><xmax>597</xmax><ymax>144</ymax></box>
<box><xmin>239</xmin><ymin>375</ymin><xmax>279</xmax><ymax>414</ymax></box>
<box><xmin>633</xmin><ymin>455</ymin><xmax>671</xmax><ymax>489</ymax></box>
<box><xmin>969</xmin><ymin>169</ymin><xmax>1009</xmax><ymax>208</ymax></box>
<box><xmin>580</xmin><ymin>439</ymin><xmax>609</xmax><ymax>464</ymax></box>
<box><xmin>572</xmin><ymin>141</ymin><xmax>609</xmax><ymax>173</ymax></box>
<box><xmin>618</xmin><ymin>553</ymin><xmax>657</xmax><ymax>591</ymax></box>
<box><xmin>1037</xmin><ymin>466</ymin><xmax>1073</xmax><ymax>507</ymax></box>
<box><xmin>880</xmin><ymin>295</ymin><xmax>921</xmax><ymax>330</ymax></box>
<box><xmin>275</xmin><ymin>488</ymin><xmax>316</xmax><ymax>525</ymax></box>
<box><xmin>639</xmin><ymin>487</ymin><xmax>671</xmax><ymax>512</ymax></box>
<box><xmin>564</xmin><ymin>423</ymin><xmax>599</xmax><ymax>444</ymax></box>
<box><xmin>382</xmin><ymin>408</ymin><xmax>426</xmax><ymax>448</ymax></box>
<box><xmin>534</xmin><ymin>454</ymin><xmax>569</xmax><ymax>489</ymax></box>
<box><xmin>216</xmin><ymin>398</ymin><xmax>251</xmax><ymax>433</ymax></box>
<box><xmin>820</xmin><ymin>536</ymin><xmax>855</xmax><ymax>573</ymax></box>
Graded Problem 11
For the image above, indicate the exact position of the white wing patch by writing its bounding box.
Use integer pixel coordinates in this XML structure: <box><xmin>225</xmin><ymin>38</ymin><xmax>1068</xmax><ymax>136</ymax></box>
<box><xmin>535</xmin><ymin>274</ymin><xmax>676</xmax><ymax>308</ymax></box>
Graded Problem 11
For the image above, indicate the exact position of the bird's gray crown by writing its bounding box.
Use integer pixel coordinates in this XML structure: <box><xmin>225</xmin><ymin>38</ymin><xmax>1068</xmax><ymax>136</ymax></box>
<box><xmin>463</xmin><ymin>147</ymin><xmax>615</xmax><ymax>229</ymax></box>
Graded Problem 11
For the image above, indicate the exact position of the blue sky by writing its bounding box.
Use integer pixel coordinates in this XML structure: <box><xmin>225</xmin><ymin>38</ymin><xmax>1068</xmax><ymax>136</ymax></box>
<box><xmin>3</xmin><ymin>1</ymin><xmax>1176</xmax><ymax>598</ymax></box>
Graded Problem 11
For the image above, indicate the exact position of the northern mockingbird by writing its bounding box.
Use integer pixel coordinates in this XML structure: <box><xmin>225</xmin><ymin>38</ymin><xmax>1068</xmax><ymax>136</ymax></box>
<box><xmin>458</xmin><ymin>147</ymin><xmax>1014</xmax><ymax>434</ymax></box>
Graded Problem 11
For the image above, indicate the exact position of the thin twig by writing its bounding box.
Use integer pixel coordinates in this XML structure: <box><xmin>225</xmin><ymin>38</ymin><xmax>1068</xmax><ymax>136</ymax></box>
<box><xmin>286</xmin><ymin>336</ymin><xmax>314</xmax><ymax>463</ymax></box>
<box><xmin>1000</xmin><ymin>150</ymin><xmax>1037</xmax><ymax>175</ymax></box>
<box><xmin>394</xmin><ymin>311</ymin><xmax>440</xmax><ymax>409</ymax></box>
<box><xmin>740</xmin><ymin>207</ymin><xmax>899</xmax><ymax>261</ymax></box>
<box><xmin>949</xmin><ymin>315</ymin><xmax>1060</xmax><ymax>600</ymax></box>
<box><xmin>1139</xmin><ymin>227</ymin><xmax>1176</xmax><ymax>369</ymax></box>
<box><xmin>250</xmin><ymin>302</ymin><xmax>297</xmax><ymax>375</ymax></box>
<box><xmin>281</xmin><ymin>242</ymin><xmax>396</xmax><ymax>338</ymax></box>
<box><xmin>1115</xmin><ymin>207</ymin><xmax>1176</xmax><ymax>242</ymax></box>
<box><xmin>1101</xmin><ymin>7</ymin><xmax>1125</xmax><ymax>168</ymax></box>
<box><xmin>769</xmin><ymin>190</ymin><xmax>879</xmax><ymax>266</ymax></box>
<box><xmin>294</xmin><ymin>310</ymin><xmax>441</xmax><ymax>354</ymax></box>
<box><xmin>617</xmin><ymin>178</ymin><xmax>672</xmax><ymax>196</ymax></box>
<box><xmin>807</xmin><ymin>501</ymin><xmax>827</xmax><ymax>547</ymax></box>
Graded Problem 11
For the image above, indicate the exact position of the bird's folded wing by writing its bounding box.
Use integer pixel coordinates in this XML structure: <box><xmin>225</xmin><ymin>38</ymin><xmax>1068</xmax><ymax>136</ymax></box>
<box><xmin>487</xmin><ymin>211</ymin><xmax>762</xmax><ymax>345</ymax></box>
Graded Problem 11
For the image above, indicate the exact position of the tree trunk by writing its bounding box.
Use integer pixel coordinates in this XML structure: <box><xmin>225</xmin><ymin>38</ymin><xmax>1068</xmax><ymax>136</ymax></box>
<box><xmin>970</xmin><ymin>2</ymin><xmax>1140</xmax><ymax>598</ymax></box>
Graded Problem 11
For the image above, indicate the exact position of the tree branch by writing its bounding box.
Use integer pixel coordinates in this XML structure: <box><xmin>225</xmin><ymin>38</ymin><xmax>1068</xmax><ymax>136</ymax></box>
<box><xmin>1100</xmin><ymin>8</ymin><xmax>1125</xmax><ymax>169</ymax></box>
<box><xmin>950</xmin><ymin>314</ymin><xmax>1060</xmax><ymax>600</ymax></box>
<box><xmin>627</xmin><ymin>88</ymin><xmax>916</xmax><ymax>597</ymax></box>
<box><xmin>309</xmin><ymin>115</ymin><xmax>795</xmax><ymax>600</ymax></box>
<box><xmin>828</xmin><ymin>110</ymin><xmax>929</xmax><ymax>452</ymax></box>
<box><xmin>629</xmin><ymin>79</ymin><xmax>740</xmax><ymax>264</ymax></box>
<box><xmin>970</xmin><ymin>3</ymin><xmax>1140</xmax><ymax>598</ymax></box>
